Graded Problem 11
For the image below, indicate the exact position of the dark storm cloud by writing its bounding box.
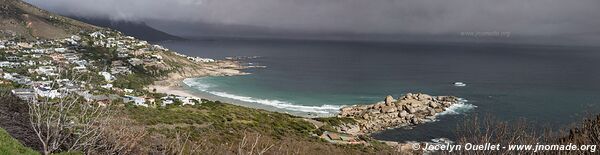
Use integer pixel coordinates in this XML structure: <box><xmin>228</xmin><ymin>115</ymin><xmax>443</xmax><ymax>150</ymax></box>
<box><xmin>25</xmin><ymin>0</ymin><xmax>600</xmax><ymax>40</ymax></box>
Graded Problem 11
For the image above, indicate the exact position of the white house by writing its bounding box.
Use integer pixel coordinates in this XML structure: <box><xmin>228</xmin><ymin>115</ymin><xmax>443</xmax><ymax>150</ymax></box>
<box><xmin>6</xmin><ymin>56</ymin><xmax>20</xmax><ymax>61</ymax></box>
<box><xmin>0</xmin><ymin>61</ymin><xmax>10</xmax><ymax>68</ymax></box>
<box><xmin>36</xmin><ymin>66</ymin><xmax>58</xmax><ymax>76</ymax></box>
<box><xmin>71</xmin><ymin>35</ymin><xmax>81</xmax><ymax>41</ymax></box>
<box><xmin>100</xmin><ymin>83</ymin><xmax>113</xmax><ymax>89</ymax></box>
<box><xmin>3</xmin><ymin>73</ymin><xmax>15</xmax><ymax>80</ymax></box>
<box><xmin>90</xmin><ymin>32</ymin><xmax>105</xmax><ymax>39</ymax></box>
<box><xmin>17</xmin><ymin>42</ymin><xmax>32</xmax><ymax>48</ymax></box>
<box><xmin>54</xmin><ymin>48</ymin><xmax>67</xmax><ymax>53</ymax></box>
<box><xmin>160</xmin><ymin>97</ymin><xmax>175</xmax><ymax>106</ymax></box>
<box><xmin>128</xmin><ymin>58</ymin><xmax>143</xmax><ymax>66</ymax></box>
<box><xmin>117</xmin><ymin>52</ymin><xmax>129</xmax><ymax>58</ymax></box>
<box><xmin>188</xmin><ymin>57</ymin><xmax>215</xmax><ymax>63</ymax></box>
<box><xmin>98</xmin><ymin>72</ymin><xmax>115</xmax><ymax>82</ymax></box>
<box><xmin>123</xmin><ymin>95</ymin><xmax>147</xmax><ymax>107</ymax></box>
<box><xmin>34</xmin><ymin>86</ymin><xmax>63</xmax><ymax>98</ymax></box>
<box><xmin>73</xmin><ymin>66</ymin><xmax>88</xmax><ymax>73</ymax></box>
<box><xmin>150</xmin><ymin>55</ymin><xmax>163</xmax><ymax>61</ymax></box>
<box><xmin>74</xmin><ymin>60</ymin><xmax>88</xmax><ymax>66</ymax></box>
<box><xmin>11</xmin><ymin>88</ymin><xmax>36</xmax><ymax>102</ymax></box>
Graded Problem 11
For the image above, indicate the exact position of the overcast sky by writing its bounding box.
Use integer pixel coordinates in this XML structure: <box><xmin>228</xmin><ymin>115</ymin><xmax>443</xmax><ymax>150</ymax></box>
<box><xmin>25</xmin><ymin>0</ymin><xmax>600</xmax><ymax>44</ymax></box>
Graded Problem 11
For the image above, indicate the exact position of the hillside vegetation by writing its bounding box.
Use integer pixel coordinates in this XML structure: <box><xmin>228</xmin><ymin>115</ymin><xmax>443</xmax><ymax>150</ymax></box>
<box><xmin>0</xmin><ymin>89</ymin><xmax>395</xmax><ymax>154</ymax></box>
<box><xmin>94</xmin><ymin>100</ymin><xmax>396</xmax><ymax>154</ymax></box>
<box><xmin>0</xmin><ymin>128</ymin><xmax>38</xmax><ymax>155</ymax></box>
<box><xmin>0</xmin><ymin>0</ymin><xmax>97</xmax><ymax>40</ymax></box>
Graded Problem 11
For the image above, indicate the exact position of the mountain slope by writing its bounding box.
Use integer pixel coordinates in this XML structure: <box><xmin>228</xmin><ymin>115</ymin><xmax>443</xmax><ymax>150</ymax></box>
<box><xmin>72</xmin><ymin>17</ymin><xmax>184</xmax><ymax>41</ymax></box>
<box><xmin>0</xmin><ymin>0</ymin><xmax>98</xmax><ymax>39</ymax></box>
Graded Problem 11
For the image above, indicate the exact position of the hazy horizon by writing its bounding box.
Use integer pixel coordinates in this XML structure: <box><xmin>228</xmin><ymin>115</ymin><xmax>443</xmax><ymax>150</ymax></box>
<box><xmin>25</xmin><ymin>0</ymin><xmax>600</xmax><ymax>45</ymax></box>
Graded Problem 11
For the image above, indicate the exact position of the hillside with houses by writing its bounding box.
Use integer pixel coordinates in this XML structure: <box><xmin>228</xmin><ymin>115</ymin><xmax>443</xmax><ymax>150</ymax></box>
<box><xmin>0</xmin><ymin>29</ymin><xmax>403</xmax><ymax>154</ymax></box>
<box><xmin>0</xmin><ymin>30</ymin><xmax>240</xmax><ymax>108</ymax></box>
<box><xmin>0</xmin><ymin>1</ymin><xmax>404</xmax><ymax>153</ymax></box>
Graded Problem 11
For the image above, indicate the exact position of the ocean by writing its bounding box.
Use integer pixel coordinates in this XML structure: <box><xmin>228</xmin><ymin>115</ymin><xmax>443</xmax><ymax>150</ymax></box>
<box><xmin>158</xmin><ymin>39</ymin><xmax>600</xmax><ymax>142</ymax></box>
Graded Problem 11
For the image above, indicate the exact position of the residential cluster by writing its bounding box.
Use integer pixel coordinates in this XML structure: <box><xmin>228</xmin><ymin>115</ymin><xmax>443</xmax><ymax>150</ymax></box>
<box><xmin>0</xmin><ymin>30</ymin><xmax>211</xmax><ymax>107</ymax></box>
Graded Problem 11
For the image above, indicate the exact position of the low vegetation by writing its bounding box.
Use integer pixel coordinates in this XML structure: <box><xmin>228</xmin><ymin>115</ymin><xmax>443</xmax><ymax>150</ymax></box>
<box><xmin>123</xmin><ymin>100</ymin><xmax>396</xmax><ymax>154</ymax></box>
<box><xmin>0</xmin><ymin>128</ymin><xmax>39</xmax><ymax>155</ymax></box>
<box><xmin>447</xmin><ymin>115</ymin><xmax>600</xmax><ymax>155</ymax></box>
<box><xmin>315</xmin><ymin>117</ymin><xmax>357</xmax><ymax>127</ymax></box>
<box><xmin>0</xmin><ymin>89</ymin><xmax>397</xmax><ymax>154</ymax></box>
<box><xmin>126</xmin><ymin>100</ymin><xmax>315</xmax><ymax>138</ymax></box>
<box><xmin>2</xmin><ymin>87</ymin><xmax>600</xmax><ymax>154</ymax></box>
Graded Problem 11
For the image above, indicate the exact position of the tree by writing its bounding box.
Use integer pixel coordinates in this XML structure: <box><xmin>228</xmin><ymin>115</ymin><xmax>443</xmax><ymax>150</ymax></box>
<box><xmin>27</xmin><ymin>71</ymin><xmax>110</xmax><ymax>154</ymax></box>
<box><xmin>28</xmin><ymin>94</ymin><xmax>110</xmax><ymax>154</ymax></box>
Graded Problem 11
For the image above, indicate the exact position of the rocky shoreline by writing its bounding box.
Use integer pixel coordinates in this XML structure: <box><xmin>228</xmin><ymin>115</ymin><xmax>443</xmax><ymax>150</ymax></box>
<box><xmin>334</xmin><ymin>93</ymin><xmax>460</xmax><ymax>135</ymax></box>
<box><xmin>153</xmin><ymin>58</ymin><xmax>249</xmax><ymax>87</ymax></box>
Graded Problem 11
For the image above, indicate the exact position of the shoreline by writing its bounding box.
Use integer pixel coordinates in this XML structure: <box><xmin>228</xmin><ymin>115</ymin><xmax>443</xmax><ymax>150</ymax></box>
<box><xmin>151</xmin><ymin>59</ymin><xmax>250</xmax><ymax>87</ymax></box>
<box><xmin>147</xmin><ymin>58</ymin><xmax>338</xmax><ymax>118</ymax></box>
<box><xmin>146</xmin><ymin>67</ymin><xmax>466</xmax><ymax>153</ymax></box>
<box><xmin>148</xmin><ymin>76</ymin><xmax>429</xmax><ymax>153</ymax></box>
<box><xmin>149</xmin><ymin>78</ymin><xmax>338</xmax><ymax>118</ymax></box>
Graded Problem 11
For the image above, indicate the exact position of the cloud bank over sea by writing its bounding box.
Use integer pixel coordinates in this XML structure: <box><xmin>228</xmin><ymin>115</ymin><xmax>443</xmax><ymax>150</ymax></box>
<box><xmin>26</xmin><ymin>0</ymin><xmax>600</xmax><ymax>44</ymax></box>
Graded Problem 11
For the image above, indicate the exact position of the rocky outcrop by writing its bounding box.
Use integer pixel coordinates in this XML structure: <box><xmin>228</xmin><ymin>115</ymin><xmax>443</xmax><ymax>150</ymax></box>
<box><xmin>337</xmin><ymin>93</ymin><xmax>459</xmax><ymax>135</ymax></box>
<box><xmin>152</xmin><ymin>52</ymin><xmax>248</xmax><ymax>87</ymax></box>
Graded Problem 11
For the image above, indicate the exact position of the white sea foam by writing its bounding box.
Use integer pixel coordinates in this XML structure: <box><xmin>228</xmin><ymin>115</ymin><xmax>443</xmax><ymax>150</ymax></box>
<box><xmin>207</xmin><ymin>91</ymin><xmax>343</xmax><ymax>114</ymax></box>
<box><xmin>437</xmin><ymin>98</ymin><xmax>476</xmax><ymax>116</ymax></box>
<box><xmin>182</xmin><ymin>78</ymin><xmax>213</xmax><ymax>91</ymax></box>
<box><xmin>184</xmin><ymin>78</ymin><xmax>474</xmax><ymax>115</ymax></box>
<box><xmin>183</xmin><ymin>78</ymin><xmax>344</xmax><ymax>114</ymax></box>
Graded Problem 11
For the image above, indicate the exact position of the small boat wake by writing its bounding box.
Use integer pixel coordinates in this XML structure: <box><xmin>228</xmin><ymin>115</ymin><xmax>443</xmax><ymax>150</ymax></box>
<box><xmin>453</xmin><ymin>82</ymin><xmax>467</xmax><ymax>87</ymax></box>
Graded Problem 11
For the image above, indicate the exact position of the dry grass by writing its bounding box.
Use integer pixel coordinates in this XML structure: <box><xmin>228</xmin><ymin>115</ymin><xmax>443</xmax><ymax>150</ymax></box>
<box><xmin>442</xmin><ymin>114</ymin><xmax>600</xmax><ymax>155</ymax></box>
<box><xmin>446</xmin><ymin>116</ymin><xmax>543</xmax><ymax>155</ymax></box>
<box><xmin>555</xmin><ymin>115</ymin><xmax>600</xmax><ymax>155</ymax></box>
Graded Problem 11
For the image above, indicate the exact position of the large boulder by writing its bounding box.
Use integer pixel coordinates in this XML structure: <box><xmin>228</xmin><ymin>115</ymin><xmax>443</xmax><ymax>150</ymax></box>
<box><xmin>346</xmin><ymin>125</ymin><xmax>361</xmax><ymax>134</ymax></box>
<box><xmin>398</xmin><ymin>110</ymin><xmax>409</xmax><ymax>118</ymax></box>
<box><xmin>373</xmin><ymin>103</ymin><xmax>385</xmax><ymax>109</ymax></box>
<box><xmin>395</xmin><ymin>101</ymin><xmax>406</xmax><ymax>107</ymax></box>
<box><xmin>404</xmin><ymin>105</ymin><xmax>417</xmax><ymax>114</ymax></box>
<box><xmin>429</xmin><ymin>102</ymin><xmax>439</xmax><ymax>108</ymax></box>
<box><xmin>362</xmin><ymin>113</ymin><xmax>370</xmax><ymax>119</ymax></box>
<box><xmin>381</xmin><ymin>106</ymin><xmax>398</xmax><ymax>113</ymax></box>
<box><xmin>417</xmin><ymin>93</ymin><xmax>433</xmax><ymax>101</ymax></box>
<box><xmin>385</xmin><ymin>95</ymin><xmax>394</xmax><ymax>106</ymax></box>
<box><xmin>368</xmin><ymin>109</ymin><xmax>381</xmax><ymax>115</ymax></box>
<box><xmin>339</xmin><ymin>107</ymin><xmax>356</xmax><ymax>116</ymax></box>
<box><xmin>388</xmin><ymin>112</ymin><xmax>399</xmax><ymax>118</ymax></box>
<box><xmin>427</xmin><ymin>107</ymin><xmax>436</xmax><ymax>116</ymax></box>
<box><xmin>335</xmin><ymin>94</ymin><xmax>459</xmax><ymax>135</ymax></box>
<box><xmin>411</xmin><ymin>118</ymin><xmax>420</xmax><ymax>124</ymax></box>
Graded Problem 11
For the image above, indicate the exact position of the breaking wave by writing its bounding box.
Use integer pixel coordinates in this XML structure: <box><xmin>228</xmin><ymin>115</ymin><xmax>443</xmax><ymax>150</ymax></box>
<box><xmin>437</xmin><ymin>98</ymin><xmax>476</xmax><ymax>116</ymax></box>
<box><xmin>182</xmin><ymin>78</ymin><xmax>213</xmax><ymax>91</ymax></box>
<box><xmin>208</xmin><ymin>91</ymin><xmax>343</xmax><ymax>114</ymax></box>
<box><xmin>183</xmin><ymin>78</ymin><xmax>343</xmax><ymax>114</ymax></box>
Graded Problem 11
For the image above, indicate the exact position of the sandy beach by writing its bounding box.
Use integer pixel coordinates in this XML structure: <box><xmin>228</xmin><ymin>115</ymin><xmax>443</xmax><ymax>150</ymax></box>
<box><xmin>148</xmin><ymin>78</ymin><xmax>338</xmax><ymax>118</ymax></box>
<box><xmin>145</xmin><ymin>59</ymin><xmax>337</xmax><ymax>118</ymax></box>
<box><xmin>147</xmin><ymin>59</ymin><xmax>248</xmax><ymax>99</ymax></box>
<box><xmin>148</xmin><ymin>85</ymin><xmax>198</xmax><ymax>99</ymax></box>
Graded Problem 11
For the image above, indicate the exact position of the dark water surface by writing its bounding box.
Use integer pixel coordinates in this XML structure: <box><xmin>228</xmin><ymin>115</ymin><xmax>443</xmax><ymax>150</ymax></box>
<box><xmin>158</xmin><ymin>39</ymin><xmax>600</xmax><ymax>142</ymax></box>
